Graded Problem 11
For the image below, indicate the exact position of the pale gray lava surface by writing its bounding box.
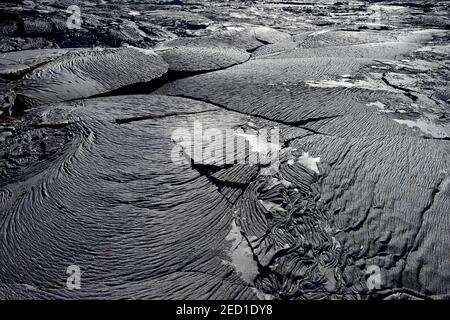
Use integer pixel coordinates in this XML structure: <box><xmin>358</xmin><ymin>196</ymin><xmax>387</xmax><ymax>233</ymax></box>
<box><xmin>0</xmin><ymin>0</ymin><xmax>449</xmax><ymax>300</ymax></box>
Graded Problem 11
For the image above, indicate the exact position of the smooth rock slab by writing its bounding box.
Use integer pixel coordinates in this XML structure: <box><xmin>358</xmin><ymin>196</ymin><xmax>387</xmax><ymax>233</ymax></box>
<box><xmin>293</xmin><ymin>30</ymin><xmax>398</xmax><ymax>47</ymax></box>
<box><xmin>13</xmin><ymin>47</ymin><xmax>168</xmax><ymax>109</ymax></box>
<box><xmin>251</xmin><ymin>26</ymin><xmax>293</xmax><ymax>44</ymax></box>
<box><xmin>0</xmin><ymin>48</ymin><xmax>70</xmax><ymax>79</ymax></box>
<box><xmin>156</xmin><ymin>38</ymin><xmax>250</xmax><ymax>72</ymax></box>
<box><xmin>254</xmin><ymin>42</ymin><xmax>420</xmax><ymax>60</ymax></box>
<box><xmin>155</xmin><ymin>56</ymin><xmax>405</xmax><ymax>133</ymax></box>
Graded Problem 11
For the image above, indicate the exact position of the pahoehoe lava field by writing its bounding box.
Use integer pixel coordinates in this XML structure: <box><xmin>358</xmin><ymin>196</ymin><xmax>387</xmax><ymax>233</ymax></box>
<box><xmin>0</xmin><ymin>0</ymin><xmax>449</xmax><ymax>300</ymax></box>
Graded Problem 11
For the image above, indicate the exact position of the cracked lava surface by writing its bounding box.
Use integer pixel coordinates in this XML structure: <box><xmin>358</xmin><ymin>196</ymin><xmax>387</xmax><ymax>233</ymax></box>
<box><xmin>0</xmin><ymin>0</ymin><xmax>449</xmax><ymax>300</ymax></box>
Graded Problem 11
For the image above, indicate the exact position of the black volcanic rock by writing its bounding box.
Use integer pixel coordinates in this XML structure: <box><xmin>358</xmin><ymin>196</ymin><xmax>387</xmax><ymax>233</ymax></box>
<box><xmin>134</xmin><ymin>10</ymin><xmax>212</xmax><ymax>36</ymax></box>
